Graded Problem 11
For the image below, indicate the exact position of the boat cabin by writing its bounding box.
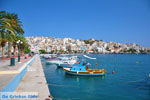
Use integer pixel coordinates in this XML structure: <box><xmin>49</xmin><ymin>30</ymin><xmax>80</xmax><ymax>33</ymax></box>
<box><xmin>70</xmin><ymin>65</ymin><xmax>88</xmax><ymax>72</ymax></box>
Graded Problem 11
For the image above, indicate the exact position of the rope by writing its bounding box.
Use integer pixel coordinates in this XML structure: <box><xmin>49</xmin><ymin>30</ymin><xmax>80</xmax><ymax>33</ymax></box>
<box><xmin>47</xmin><ymin>83</ymin><xmax>79</xmax><ymax>88</ymax></box>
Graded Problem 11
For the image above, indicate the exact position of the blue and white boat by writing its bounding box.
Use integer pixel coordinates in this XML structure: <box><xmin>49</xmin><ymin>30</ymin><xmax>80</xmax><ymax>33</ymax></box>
<box><xmin>63</xmin><ymin>63</ymin><xmax>106</xmax><ymax>76</ymax></box>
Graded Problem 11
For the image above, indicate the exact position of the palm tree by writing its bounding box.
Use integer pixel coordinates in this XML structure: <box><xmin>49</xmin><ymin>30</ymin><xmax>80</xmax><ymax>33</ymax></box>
<box><xmin>0</xmin><ymin>11</ymin><xmax>24</xmax><ymax>58</ymax></box>
<box><xmin>17</xmin><ymin>36</ymin><xmax>29</xmax><ymax>56</ymax></box>
<box><xmin>0</xmin><ymin>30</ymin><xmax>14</xmax><ymax>58</ymax></box>
<box><xmin>0</xmin><ymin>32</ymin><xmax>7</xmax><ymax>58</ymax></box>
<box><xmin>5</xmin><ymin>13</ymin><xmax>24</xmax><ymax>57</ymax></box>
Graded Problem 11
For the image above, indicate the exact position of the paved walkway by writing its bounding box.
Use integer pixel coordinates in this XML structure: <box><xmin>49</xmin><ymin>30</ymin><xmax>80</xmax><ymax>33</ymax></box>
<box><xmin>0</xmin><ymin>57</ymin><xmax>31</xmax><ymax>71</ymax></box>
<box><xmin>12</xmin><ymin>55</ymin><xmax>52</xmax><ymax>100</ymax></box>
<box><xmin>0</xmin><ymin>57</ymin><xmax>31</xmax><ymax>90</ymax></box>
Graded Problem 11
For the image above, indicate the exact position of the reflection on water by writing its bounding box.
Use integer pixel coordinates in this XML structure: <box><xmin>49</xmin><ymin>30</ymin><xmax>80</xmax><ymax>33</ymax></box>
<box><xmin>128</xmin><ymin>76</ymin><xmax>150</xmax><ymax>90</ymax></box>
<box><xmin>41</xmin><ymin>54</ymin><xmax>150</xmax><ymax>100</ymax></box>
<box><xmin>64</xmin><ymin>74</ymin><xmax>105</xmax><ymax>81</ymax></box>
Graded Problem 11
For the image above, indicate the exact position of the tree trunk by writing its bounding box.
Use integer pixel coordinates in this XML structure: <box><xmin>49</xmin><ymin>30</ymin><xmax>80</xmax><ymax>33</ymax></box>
<box><xmin>1</xmin><ymin>42</ymin><xmax>6</xmax><ymax>58</ymax></box>
<box><xmin>1</xmin><ymin>46</ymin><xmax>5</xmax><ymax>58</ymax></box>
<box><xmin>17</xmin><ymin>45</ymin><xmax>19</xmax><ymax>56</ymax></box>
<box><xmin>21</xmin><ymin>48</ymin><xmax>24</xmax><ymax>56</ymax></box>
<box><xmin>13</xmin><ymin>45</ymin><xmax>16</xmax><ymax>56</ymax></box>
<box><xmin>7</xmin><ymin>42</ymin><xmax>12</xmax><ymax>58</ymax></box>
<box><xmin>0</xmin><ymin>46</ymin><xmax>1</xmax><ymax>57</ymax></box>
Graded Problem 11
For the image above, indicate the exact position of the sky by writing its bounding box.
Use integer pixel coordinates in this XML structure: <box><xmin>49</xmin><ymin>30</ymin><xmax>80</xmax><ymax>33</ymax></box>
<box><xmin>0</xmin><ymin>0</ymin><xmax>150</xmax><ymax>46</ymax></box>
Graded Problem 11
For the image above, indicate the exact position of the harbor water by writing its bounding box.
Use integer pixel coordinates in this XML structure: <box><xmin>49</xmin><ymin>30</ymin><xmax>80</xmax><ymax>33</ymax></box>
<box><xmin>41</xmin><ymin>54</ymin><xmax>150</xmax><ymax>100</ymax></box>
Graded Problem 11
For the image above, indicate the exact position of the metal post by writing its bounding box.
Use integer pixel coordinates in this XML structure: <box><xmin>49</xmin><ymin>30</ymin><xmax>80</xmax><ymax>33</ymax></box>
<box><xmin>17</xmin><ymin>40</ymin><xmax>23</xmax><ymax>62</ymax></box>
<box><xmin>18</xmin><ymin>44</ymin><xmax>20</xmax><ymax>62</ymax></box>
<box><xmin>10</xmin><ymin>57</ymin><xmax>15</xmax><ymax>66</ymax></box>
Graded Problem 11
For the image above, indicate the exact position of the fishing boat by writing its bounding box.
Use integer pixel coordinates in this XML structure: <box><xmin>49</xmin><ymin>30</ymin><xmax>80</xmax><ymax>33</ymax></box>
<box><xmin>63</xmin><ymin>64</ymin><xmax>106</xmax><ymax>76</ymax></box>
<box><xmin>46</xmin><ymin>56</ymin><xmax>78</xmax><ymax>68</ymax></box>
<box><xmin>44</xmin><ymin>55</ymin><xmax>58</xmax><ymax>60</ymax></box>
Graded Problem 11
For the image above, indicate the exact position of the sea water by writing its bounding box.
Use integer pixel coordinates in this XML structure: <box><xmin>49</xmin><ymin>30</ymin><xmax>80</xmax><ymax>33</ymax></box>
<box><xmin>41</xmin><ymin>54</ymin><xmax>150</xmax><ymax>100</ymax></box>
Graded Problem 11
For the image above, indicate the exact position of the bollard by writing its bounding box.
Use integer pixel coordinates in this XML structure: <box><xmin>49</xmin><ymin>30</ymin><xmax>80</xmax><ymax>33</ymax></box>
<box><xmin>10</xmin><ymin>57</ymin><xmax>15</xmax><ymax>66</ymax></box>
<box><xmin>18</xmin><ymin>55</ymin><xmax>20</xmax><ymax>62</ymax></box>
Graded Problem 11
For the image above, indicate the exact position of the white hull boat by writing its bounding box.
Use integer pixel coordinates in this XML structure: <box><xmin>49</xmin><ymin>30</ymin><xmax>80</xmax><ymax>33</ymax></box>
<box><xmin>46</xmin><ymin>56</ymin><xmax>78</xmax><ymax>67</ymax></box>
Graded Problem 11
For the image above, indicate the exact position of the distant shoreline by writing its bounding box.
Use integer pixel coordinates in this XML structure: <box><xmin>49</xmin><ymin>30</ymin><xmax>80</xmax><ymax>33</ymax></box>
<box><xmin>40</xmin><ymin>53</ymin><xmax>150</xmax><ymax>55</ymax></box>
<box><xmin>26</xmin><ymin>37</ymin><xmax>150</xmax><ymax>54</ymax></box>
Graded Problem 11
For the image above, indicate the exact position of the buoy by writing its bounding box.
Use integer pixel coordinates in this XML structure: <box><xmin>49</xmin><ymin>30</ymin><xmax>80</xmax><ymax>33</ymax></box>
<box><xmin>136</xmin><ymin>61</ymin><xmax>140</xmax><ymax>64</ymax></box>
<box><xmin>87</xmin><ymin>63</ymin><xmax>91</xmax><ymax>66</ymax></box>
<box><xmin>112</xmin><ymin>70</ymin><xmax>116</xmax><ymax>74</ymax></box>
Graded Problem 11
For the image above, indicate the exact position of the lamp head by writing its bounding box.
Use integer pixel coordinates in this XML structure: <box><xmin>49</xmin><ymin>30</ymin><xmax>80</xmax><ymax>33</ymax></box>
<box><xmin>17</xmin><ymin>40</ymin><xmax>20</xmax><ymax>44</ymax></box>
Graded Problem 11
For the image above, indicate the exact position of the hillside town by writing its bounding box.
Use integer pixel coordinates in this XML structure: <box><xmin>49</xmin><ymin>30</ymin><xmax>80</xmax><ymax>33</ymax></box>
<box><xmin>26</xmin><ymin>36</ymin><xmax>150</xmax><ymax>54</ymax></box>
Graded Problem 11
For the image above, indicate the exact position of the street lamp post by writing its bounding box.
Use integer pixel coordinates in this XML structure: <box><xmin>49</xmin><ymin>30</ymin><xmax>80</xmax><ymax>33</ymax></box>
<box><xmin>17</xmin><ymin>40</ymin><xmax>23</xmax><ymax>62</ymax></box>
<box><xmin>9</xmin><ymin>42</ymin><xmax>16</xmax><ymax>66</ymax></box>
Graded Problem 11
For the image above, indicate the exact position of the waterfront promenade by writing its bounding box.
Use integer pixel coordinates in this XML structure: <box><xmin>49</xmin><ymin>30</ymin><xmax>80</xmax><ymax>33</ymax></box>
<box><xmin>13</xmin><ymin>55</ymin><xmax>52</xmax><ymax>100</ymax></box>
<box><xmin>0</xmin><ymin>57</ymin><xmax>31</xmax><ymax>90</ymax></box>
<box><xmin>0</xmin><ymin>55</ymin><xmax>52</xmax><ymax>100</ymax></box>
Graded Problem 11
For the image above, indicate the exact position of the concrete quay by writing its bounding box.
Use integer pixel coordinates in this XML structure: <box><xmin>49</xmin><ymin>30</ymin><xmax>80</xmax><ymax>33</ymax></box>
<box><xmin>0</xmin><ymin>55</ymin><xmax>52</xmax><ymax>100</ymax></box>
<box><xmin>12</xmin><ymin>55</ymin><xmax>52</xmax><ymax>100</ymax></box>
<box><xmin>0</xmin><ymin>57</ymin><xmax>32</xmax><ymax>91</ymax></box>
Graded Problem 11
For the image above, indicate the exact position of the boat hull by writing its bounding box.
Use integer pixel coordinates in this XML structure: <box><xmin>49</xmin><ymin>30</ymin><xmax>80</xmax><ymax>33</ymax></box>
<box><xmin>64</xmin><ymin>69</ymin><xmax>105</xmax><ymax>76</ymax></box>
<box><xmin>56</xmin><ymin>63</ymin><xmax>71</xmax><ymax>68</ymax></box>
<box><xmin>65</xmin><ymin>71</ymin><xmax>105</xmax><ymax>76</ymax></box>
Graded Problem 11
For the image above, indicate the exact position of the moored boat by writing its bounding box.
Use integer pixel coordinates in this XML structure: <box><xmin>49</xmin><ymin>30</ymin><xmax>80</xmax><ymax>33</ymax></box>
<box><xmin>46</xmin><ymin>56</ymin><xmax>78</xmax><ymax>68</ymax></box>
<box><xmin>63</xmin><ymin>64</ymin><xmax>106</xmax><ymax>76</ymax></box>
